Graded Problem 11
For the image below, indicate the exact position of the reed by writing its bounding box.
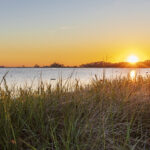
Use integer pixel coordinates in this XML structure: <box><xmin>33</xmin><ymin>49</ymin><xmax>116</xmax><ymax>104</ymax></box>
<box><xmin>0</xmin><ymin>75</ymin><xmax>150</xmax><ymax>150</ymax></box>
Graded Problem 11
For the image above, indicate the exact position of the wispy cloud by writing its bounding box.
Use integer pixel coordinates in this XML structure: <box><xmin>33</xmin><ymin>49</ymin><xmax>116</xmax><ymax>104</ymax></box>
<box><xmin>48</xmin><ymin>25</ymin><xmax>77</xmax><ymax>33</ymax></box>
<box><xmin>59</xmin><ymin>26</ymin><xmax>76</xmax><ymax>30</ymax></box>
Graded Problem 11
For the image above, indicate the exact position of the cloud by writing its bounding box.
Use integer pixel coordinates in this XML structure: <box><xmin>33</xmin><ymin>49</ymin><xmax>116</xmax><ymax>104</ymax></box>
<box><xmin>48</xmin><ymin>25</ymin><xmax>77</xmax><ymax>33</ymax></box>
<box><xmin>59</xmin><ymin>26</ymin><xmax>76</xmax><ymax>30</ymax></box>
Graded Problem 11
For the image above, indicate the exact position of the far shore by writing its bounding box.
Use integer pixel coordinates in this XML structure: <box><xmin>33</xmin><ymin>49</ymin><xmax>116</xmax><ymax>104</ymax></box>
<box><xmin>1</xmin><ymin>60</ymin><xmax>150</xmax><ymax>68</ymax></box>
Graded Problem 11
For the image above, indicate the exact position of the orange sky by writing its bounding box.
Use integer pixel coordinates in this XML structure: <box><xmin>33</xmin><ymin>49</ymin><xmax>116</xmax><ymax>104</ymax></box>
<box><xmin>0</xmin><ymin>0</ymin><xmax>150</xmax><ymax>67</ymax></box>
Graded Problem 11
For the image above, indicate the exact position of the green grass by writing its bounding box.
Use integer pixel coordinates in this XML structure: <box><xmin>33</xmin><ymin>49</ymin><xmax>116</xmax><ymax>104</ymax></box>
<box><xmin>0</xmin><ymin>75</ymin><xmax>150</xmax><ymax>150</ymax></box>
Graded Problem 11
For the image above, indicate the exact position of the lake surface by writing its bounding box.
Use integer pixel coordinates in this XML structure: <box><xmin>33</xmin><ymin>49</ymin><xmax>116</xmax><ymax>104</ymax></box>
<box><xmin>0</xmin><ymin>68</ymin><xmax>150</xmax><ymax>88</ymax></box>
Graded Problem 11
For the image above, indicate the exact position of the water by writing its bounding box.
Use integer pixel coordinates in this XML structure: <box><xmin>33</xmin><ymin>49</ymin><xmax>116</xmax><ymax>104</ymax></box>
<box><xmin>0</xmin><ymin>68</ymin><xmax>150</xmax><ymax>88</ymax></box>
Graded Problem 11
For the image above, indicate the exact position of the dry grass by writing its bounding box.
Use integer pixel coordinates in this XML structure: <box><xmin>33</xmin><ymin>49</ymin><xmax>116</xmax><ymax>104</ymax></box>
<box><xmin>0</xmin><ymin>75</ymin><xmax>150</xmax><ymax>149</ymax></box>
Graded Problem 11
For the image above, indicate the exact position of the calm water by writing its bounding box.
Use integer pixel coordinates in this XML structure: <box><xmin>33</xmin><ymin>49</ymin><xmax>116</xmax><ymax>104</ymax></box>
<box><xmin>0</xmin><ymin>68</ymin><xmax>150</xmax><ymax>88</ymax></box>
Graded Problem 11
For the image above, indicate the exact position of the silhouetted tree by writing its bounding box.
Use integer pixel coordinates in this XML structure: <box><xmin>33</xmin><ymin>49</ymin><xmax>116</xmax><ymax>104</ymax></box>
<box><xmin>34</xmin><ymin>64</ymin><xmax>40</xmax><ymax>68</ymax></box>
<box><xmin>50</xmin><ymin>63</ymin><xmax>65</xmax><ymax>68</ymax></box>
<box><xmin>0</xmin><ymin>66</ymin><xmax>5</xmax><ymax>68</ymax></box>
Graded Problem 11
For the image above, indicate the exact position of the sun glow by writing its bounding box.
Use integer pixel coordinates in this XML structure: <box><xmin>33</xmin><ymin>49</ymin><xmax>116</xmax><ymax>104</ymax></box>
<box><xmin>127</xmin><ymin>55</ymin><xmax>139</xmax><ymax>63</ymax></box>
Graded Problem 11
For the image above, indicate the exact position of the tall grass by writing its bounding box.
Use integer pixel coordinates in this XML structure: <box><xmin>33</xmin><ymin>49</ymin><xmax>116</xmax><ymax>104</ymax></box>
<box><xmin>0</xmin><ymin>75</ymin><xmax>150</xmax><ymax>150</ymax></box>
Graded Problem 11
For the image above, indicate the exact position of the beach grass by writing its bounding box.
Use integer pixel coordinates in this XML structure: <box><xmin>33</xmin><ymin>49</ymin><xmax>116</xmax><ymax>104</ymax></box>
<box><xmin>0</xmin><ymin>75</ymin><xmax>150</xmax><ymax>150</ymax></box>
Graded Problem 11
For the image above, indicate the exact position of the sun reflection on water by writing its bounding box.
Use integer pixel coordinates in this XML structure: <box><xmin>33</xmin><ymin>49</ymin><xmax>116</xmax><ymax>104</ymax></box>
<box><xmin>130</xmin><ymin>70</ymin><xmax>136</xmax><ymax>79</ymax></box>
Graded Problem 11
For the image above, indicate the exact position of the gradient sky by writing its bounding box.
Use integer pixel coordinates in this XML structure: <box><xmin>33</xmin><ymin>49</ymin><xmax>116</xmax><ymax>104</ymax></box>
<box><xmin>1</xmin><ymin>0</ymin><xmax>150</xmax><ymax>66</ymax></box>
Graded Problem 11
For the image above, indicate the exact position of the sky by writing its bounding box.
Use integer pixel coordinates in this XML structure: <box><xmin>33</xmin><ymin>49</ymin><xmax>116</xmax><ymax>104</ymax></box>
<box><xmin>0</xmin><ymin>0</ymin><xmax>150</xmax><ymax>66</ymax></box>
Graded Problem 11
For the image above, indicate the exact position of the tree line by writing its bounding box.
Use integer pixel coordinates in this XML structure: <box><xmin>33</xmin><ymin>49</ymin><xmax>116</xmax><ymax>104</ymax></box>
<box><xmin>1</xmin><ymin>60</ymin><xmax>150</xmax><ymax>68</ymax></box>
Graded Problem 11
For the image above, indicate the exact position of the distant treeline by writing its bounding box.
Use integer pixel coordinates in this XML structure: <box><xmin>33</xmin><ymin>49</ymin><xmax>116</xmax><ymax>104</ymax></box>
<box><xmin>1</xmin><ymin>60</ymin><xmax>150</xmax><ymax>68</ymax></box>
<box><xmin>80</xmin><ymin>60</ymin><xmax>150</xmax><ymax>68</ymax></box>
<box><xmin>34</xmin><ymin>63</ymin><xmax>77</xmax><ymax>68</ymax></box>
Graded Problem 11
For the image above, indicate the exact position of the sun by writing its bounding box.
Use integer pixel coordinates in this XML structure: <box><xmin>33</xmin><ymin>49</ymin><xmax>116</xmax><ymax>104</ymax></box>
<box><xmin>127</xmin><ymin>55</ymin><xmax>139</xmax><ymax>63</ymax></box>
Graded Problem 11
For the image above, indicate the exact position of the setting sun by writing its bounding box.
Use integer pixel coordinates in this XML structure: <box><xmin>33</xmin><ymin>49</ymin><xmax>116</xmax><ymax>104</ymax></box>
<box><xmin>127</xmin><ymin>55</ymin><xmax>139</xmax><ymax>63</ymax></box>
